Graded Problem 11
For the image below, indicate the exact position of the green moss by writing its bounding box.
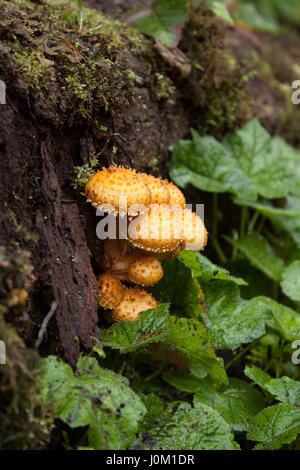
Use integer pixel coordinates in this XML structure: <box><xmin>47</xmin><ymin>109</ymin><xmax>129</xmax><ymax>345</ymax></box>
<box><xmin>0</xmin><ymin>0</ymin><xmax>149</xmax><ymax>125</ymax></box>
<box><xmin>179</xmin><ymin>4</ymin><xmax>251</xmax><ymax>136</ymax></box>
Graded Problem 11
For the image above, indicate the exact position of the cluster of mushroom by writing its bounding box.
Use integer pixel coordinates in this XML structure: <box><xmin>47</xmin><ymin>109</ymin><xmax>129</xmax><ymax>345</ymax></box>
<box><xmin>85</xmin><ymin>166</ymin><xmax>207</xmax><ymax>321</ymax></box>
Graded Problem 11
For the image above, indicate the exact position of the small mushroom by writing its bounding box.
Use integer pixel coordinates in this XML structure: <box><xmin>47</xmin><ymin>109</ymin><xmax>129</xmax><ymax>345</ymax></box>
<box><xmin>97</xmin><ymin>273</ymin><xmax>125</xmax><ymax>309</ymax></box>
<box><xmin>128</xmin><ymin>254</ymin><xmax>164</xmax><ymax>286</ymax></box>
<box><xmin>85</xmin><ymin>166</ymin><xmax>151</xmax><ymax>215</ymax></box>
<box><xmin>112</xmin><ymin>287</ymin><xmax>157</xmax><ymax>322</ymax></box>
<box><xmin>128</xmin><ymin>204</ymin><xmax>182</xmax><ymax>253</ymax></box>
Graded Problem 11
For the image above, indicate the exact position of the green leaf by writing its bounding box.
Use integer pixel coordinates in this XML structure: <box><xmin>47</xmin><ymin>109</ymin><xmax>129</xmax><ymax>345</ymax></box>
<box><xmin>280</xmin><ymin>260</ymin><xmax>300</xmax><ymax>302</ymax></box>
<box><xmin>100</xmin><ymin>304</ymin><xmax>170</xmax><ymax>353</ymax></box>
<box><xmin>170</xmin><ymin>132</ymin><xmax>257</xmax><ymax>200</ymax></box>
<box><xmin>226</xmin><ymin>120</ymin><xmax>293</xmax><ymax>200</ymax></box>
<box><xmin>129</xmin><ymin>0</ymin><xmax>188</xmax><ymax>47</ymax></box>
<box><xmin>202</xmin><ymin>281</ymin><xmax>271</xmax><ymax>350</ymax></box>
<box><xmin>224</xmin><ymin>233</ymin><xmax>285</xmax><ymax>281</ymax></box>
<box><xmin>165</xmin><ymin>315</ymin><xmax>228</xmax><ymax>384</ymax></box>
<box><xmin>138</xmin><ymin>402</ymin><xmax>240</xmax><ymax>450</ymax></box>
<box><xmin>247</xmin><ymin>404</ymin><xmax>300</xmax><ymax>450</ymax></box>
<box><xmin>163</xmin><ymin>370</ymin><xmax>205</xmax><ymax>392</ymax></box>
<box><xmin>233</xmin><ymin>2</ymin><xmax>281</xmax><ymax>34</ymax></box>
<box><xmin>178</xmin><ymin>250</ymin><xmax>247</xmax><ymax>285</ymax></box>
<box><xmin>38</xmin><ymin>355</ymin><xmax>146</xmax><ymax>450</ymax></box>
<box><xmin>245</xmin><ymin>365</ymin><xmax>300</xmax><ymax>406</ymax></box>
<box><xmin>233</xmin><ymin>198</ymin><xmax>300</xmax><ymax>218</ymax></box>
<box><xmin>272</xmin><ymin>196</ymin><xmax>300</xmax><ymax>249</ymax></box>
<box><xmin>254</xmin><ymin>296</ymin><xmax>300</xmax><ymax>341</ymax></box>
<box><xmin>194</xmin><ymin>378</ymin><xmax>266</xmax><ymax>432</ymax></box>
<box><xmin>207</xmin><ymin>0</ymin><xmax>233</xmax><ymax>25</ymax></box>
<box><xmin>151</xmin><ymin>258</ymin><xmax>202</xmax><ymax>319</ymax></box>
<box><xmin>170</xmin><ymin>119</ymin><xmax>294</xmax><ymax>201</ymax></box>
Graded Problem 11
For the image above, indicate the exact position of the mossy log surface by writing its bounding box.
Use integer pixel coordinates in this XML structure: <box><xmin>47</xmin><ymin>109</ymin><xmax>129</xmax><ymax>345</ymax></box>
<box><xmin>0</xmin><ymin>0</ymin><xmax>300</xmax><ymax>371</ymax></box>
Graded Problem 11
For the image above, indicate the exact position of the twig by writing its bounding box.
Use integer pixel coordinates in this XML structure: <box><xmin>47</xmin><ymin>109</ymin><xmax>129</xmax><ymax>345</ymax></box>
<box><xmin>35</xmin><ymin>301</ymin><xmax>57</xmax><ymax>349</ymax></box>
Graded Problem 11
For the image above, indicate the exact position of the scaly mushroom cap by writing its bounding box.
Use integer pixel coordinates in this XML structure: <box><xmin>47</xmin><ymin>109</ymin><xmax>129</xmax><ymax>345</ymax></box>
<box><xmin>112</xmin><ymin>287</ymin><xmax>157</xmax><ymax>321</ymax></box>
<box><xmin>85</xmin><ymin>166</ymin><xmax>151</xmax><ymax>215</ymax></box>
<box><xmin>128</xmin><ymin>255</ymin><xmax>164</xmax><ymax>286</ymax></box>
<box><xmin>128</xmin><ymin>204</ymin><xmax>182</xmax><ymax>253</ymax></box>
<box><xmin>139</xmin><ymin>173</ymin><xmax>170</xmax><ymax>205</ymax></box>
<box><xmin>164</xmin><ymin>181</ymin><xmax>186</xmax><ymax>208</ymax></box>
<box><xmin>181</xmin><ymin>208</ymin><xmax>207</xmax><ymax>251</ymax></box>
<box><xmin>98</xmin><ymin>273</ymin><xmax>125</xmax><ymax>309</ymax></box>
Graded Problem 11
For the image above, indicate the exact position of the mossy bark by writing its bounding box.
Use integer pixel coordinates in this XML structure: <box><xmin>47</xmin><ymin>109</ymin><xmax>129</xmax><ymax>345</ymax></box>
<box><xmin>0</xmin><ymin>0</ymin><xmax>300</xmax><ymax>373</ymax></box>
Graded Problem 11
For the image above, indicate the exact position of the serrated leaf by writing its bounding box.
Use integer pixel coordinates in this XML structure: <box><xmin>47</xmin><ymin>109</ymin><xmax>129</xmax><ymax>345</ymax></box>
<box><xmin>100</xmin><ymin>304</ymin><xmax>170</xmax><ymax>353</ymax></box>
<box><xmin>170</xmin><ymin>119</ymin><xmax>294</xmax><ymax>202</ymax></box>
<box><xmin>178</xmin><ymin>250</ymin><xmax>247</xmax><ymax>285</ymax></box>
<box><xmin>38</xmin><ymin>355</ymin><xmax>146</xmax><ymax>450</ymax></box>
<box><xmin>169</xmin><ymin>131</ymin><xmax>257</xmax><ymax>200</ymax></box>
<box><xmin>137</xmin><ymin>402</ymin><xmax>240</xmax><ymax>450</ymax></box>
<box><xmin>247</xmin><ymin>404</ymin><xmax>300</xmax><ymax>450</ymax></box>
<box><xmin>165</xmin><ymin>315</ymin><xmax>228</xmax><ymax>384</ymax></box>
<box><xmin>280</xmin><ymin>260</ymin><xmax>300</xmax><ymax>302</ymax></box>
<box><xmin>245</xmin><ymin>366</ymin><xmax>300</xmax><ymax>407</ymax></box>
<box><xmin>224</xmin><ymin>232</ymin><xmax>285</xmax><ymax>281</ymax></box>
<box><xmin>151</xmin><ymin>258</ymin><xmax>203</xmax><ymax>319</ymax></box>
<box><xmin>202</xmin><ymin>281</ymin><xmax>271</xmax><ymax>350</ymax></box>
<box><xmin>194</xmin><ymin>378</ymin><xmax>266</xmax><ymax>432</ymax></box>
<box><xmin>254</xmin><ymin>296</ymin><xmax>300</xmax><ymax>341</ymax></box>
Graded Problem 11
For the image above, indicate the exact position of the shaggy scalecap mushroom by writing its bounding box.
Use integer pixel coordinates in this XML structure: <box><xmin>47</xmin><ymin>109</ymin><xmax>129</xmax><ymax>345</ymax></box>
<box><xmin>85</xmin><ymin>166</ymin><xmax>207</xmax><ymax>322</ymax></box>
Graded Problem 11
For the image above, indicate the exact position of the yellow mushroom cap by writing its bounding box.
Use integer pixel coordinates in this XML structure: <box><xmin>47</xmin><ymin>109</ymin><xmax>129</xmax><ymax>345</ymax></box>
<box><xmin>97</xmin><ymin>273</ymin><xmax>125</xmax><ymax>309</ymax></box>
<box><xmin>139</xmin><ymin>173</ymin><xmax>170</xmax><ymax>205</ymax></box>
<box><xmin>85</xmin><ymin>166</ymin><xmax>151</xmax><ymax>215</ymax></box>
<box><xmin>112</xmin><ymin>287</ymin><xmax>157</xmax><ymax>321</ymax></box>
<box><xmin>181</xmin><ymin>208</ymin><xmax>207</xmax><ymax>251</ymax></box>
<box><xmin>128</xmin><ymin>204</ymin><xmax>182</xmax><ymax>253</ymax></box>
<box><xmin>128</xmin><ymin>255</ymin><xmax>164</xmax><ymax>286</ymax></box>
<box><xmin>164</xmin><ymin>181</ymin><xmax>186</xmax><ymax>208</ymax></box>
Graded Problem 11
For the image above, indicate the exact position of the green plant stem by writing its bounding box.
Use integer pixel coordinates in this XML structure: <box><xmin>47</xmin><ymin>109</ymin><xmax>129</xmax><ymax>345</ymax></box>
<box><xmin>225</xmin><ymin>339</ymin><xmax>259</xmax><ymax>371</ymax></box>
<box><xmin>212</xmin><ymin>193</ymin><xmax>227</xmax><ymax>264</ymax></box>
<box><xmin>239</xmin><ymin>206</ymin><xmax>248</xmax><ymax>238</ymax></box>
<box><xmin>248</xmin><ymin>210</ymin><xmax>260</xmax><ymax>234</ymax></box>
<box><xmin>145</xmin><ymin>361</ymin><xmax>167</xmax><ymax>382</ymax></box>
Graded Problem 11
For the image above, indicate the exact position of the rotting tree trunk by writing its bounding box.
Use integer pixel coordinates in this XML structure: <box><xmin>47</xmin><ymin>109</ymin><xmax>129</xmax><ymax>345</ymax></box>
<box><xmin>0</xmin><ymin>0</ymin><xmax>300</xmax><ymax>367</ymax></box>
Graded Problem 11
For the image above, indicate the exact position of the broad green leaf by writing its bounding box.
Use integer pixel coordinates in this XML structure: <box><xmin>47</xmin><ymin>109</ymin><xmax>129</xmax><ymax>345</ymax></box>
<box><xmin>224</xmin><ymin>233</ymin><xmax>285</xmax><ymax>281</ymax></box>
<box><xmin>272</xmin><ymin>196</ymin><xmax>300</xmax><ymax>249</ymax></box>
<box><xmin>151</xmin><ymin>258</ymin><xmax>203</xmax><ymax>319</ymax></box>
<box><xmin>100</xmin><ymin>304</ymin><xmax>170</xmax><ymax>353</ymax></box>
<box><xmin>178</xmin><ymin>250</ymin><xmax>247</xmax><ymax>285</ymax></box>
<box><xmin>280</xmin><ymin>260</ymin><xmax>300</xmax><ymax>302</ymax></box>
<box><xmin>170</xmin><ymin>120</ymin><xmax>294</xmax><ymax>201</ymax></box>
<box><xmin>170</xmin><ymin>131</ymin><xmax>257</xmax><ymax>200</ymax></box>
<box><xmin>137</xmin><ymin>402</ymin><xmax>240</xmax><ymax>450</ymax></box>
<box><xmin>194</xmin><ymin>378</ymin><xmax>266</xmax><ymax>432</ymax></box>
<box><xmin>165</xmin><ymin>315</ymin><xmax>228</xmax><ymax>384</ymax></box>
<box><xmin>233</xmin><ymin>198</ymin><xmax>300</xmax><ymax>218</ymax></box>
<box><xmin>38</xmin><ymin>355</ymin><xmax>146</xmax><ymax>450</ymax></box>
<box><xmin>245</xmin><ymin>365</ymin><xmax>300</xmax><ymax>406</ymax></box>
<box><xmin>202</xmin><ymin>281</ymin><xmax>271</xmax><ymax>349</ymax></box>
<box><xmin>225</xmin><ymin>120</ymin><xmax>293</xmax><ymax>200</ymax></box>
<box><xmin>163</xmin><ymin>370</ymin><xmax>205</xmax><ymax>393</ymax></box>
<box><xmin>224</xmin><ymin>260</ymin><xmax>271</xmax><ymax>299</ymax></box>
<box><xmin>255</xmin><ymin>296</ymin><xmax>300</xmax><ymax>341</ymax></box>
<box><xmin>207</xmin><ymin>0</ymin><xmax>233</xmax><ymax>25</ymax></box>
<box><xmin>247</xmin><ymin>404</ymin><xmax>300</xmax><ymax>450</ymax></box>
<box><xmin>129</xmin><ymin>0</ymin><xmax>188</xmax><ymax>47</ymax></box>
